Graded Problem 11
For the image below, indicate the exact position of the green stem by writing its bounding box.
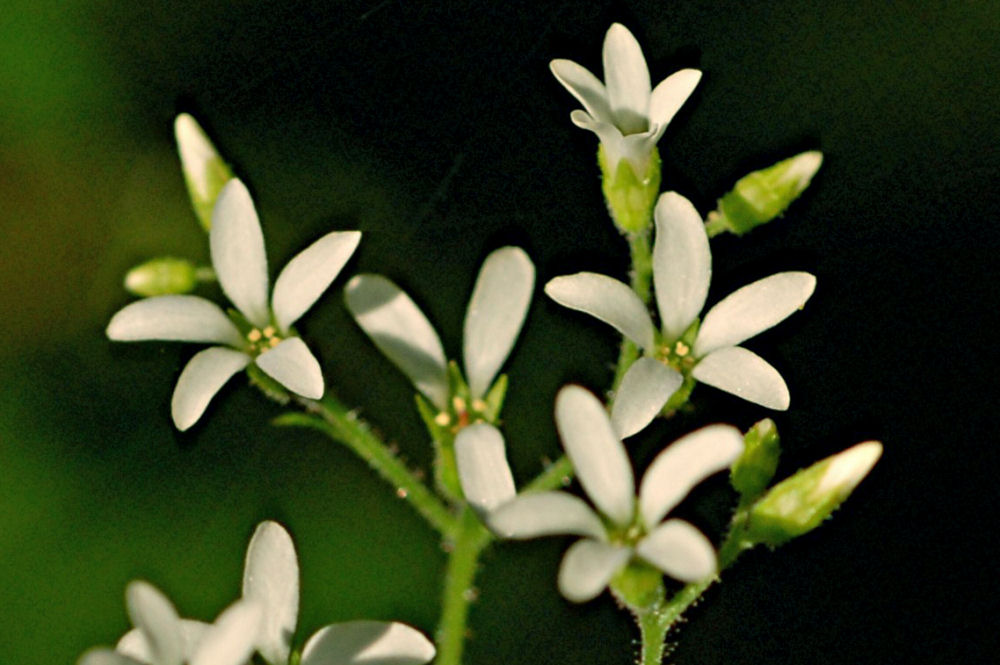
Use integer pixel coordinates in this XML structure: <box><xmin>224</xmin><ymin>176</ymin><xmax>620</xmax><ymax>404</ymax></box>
<box><xmin>435</xmin><ymin>508</ymin><xmax>493</xmax><ymax>665</ymax></box>
<box><xmin>704</xmin><ymin>213</ymin><xmax>729</xmax><ymax>238</ymax></box>
<box><xmin>638</xmin><ymin>606</ymin><xmax>672</xmax><ymax>665</ymax></box>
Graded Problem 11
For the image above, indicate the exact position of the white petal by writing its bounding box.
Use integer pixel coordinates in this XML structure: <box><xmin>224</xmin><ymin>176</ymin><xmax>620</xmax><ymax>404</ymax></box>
<box><xmin>602</xmin><ymin>23</ymin><xmax>651</xmax><ymax>134</ymax></box>
<box><xmin>272</xmin><ymin>231</ymin><xmax>362</xmax><ymax>334</ymax></box>
<box><xmin>171</xmin><ymin>347</ymin><xmax>251</xmax><ymax>431</ymax></box>
<box><xmin>544</xmin><ymin>272</ymin><xmax>654</xmax><ymax>350</ymax></box>
<box><xmin>610</xmin><ymin>358</ymin><xmax>683</xmax><ymax>439</ymax></box>
<box><xmin>638</xmin><ymin>425</ymin><xmax>744</xmax><ymax>527</ymax></box>
<box><xmin>344</xmin><ymin>274</ymin><xmax>448</xmax><ymax>409</ymax></box>
<box><xmin>549</xmin><ymin>59</ymin><xmax>613</xmax><ymax>123</ymax></box>
<box><xmin>487</xmin><ymin>492</ymin><xmax>605</xmax><ymax>541</ymax></box>
<box><xmin>211</xmin><ymin>179</ymin><xmax>270</xmax><ymax>328</ymax></box>
<box><xmin>174</xmin><ymin>113</ymin><xmax>221</xmax><ymax>202</ymax></box>
<box><xmin>455</xmin><ymin>424</ymin><xmax>516</xmax><ymax>514</ymax></box>
<box><xmin>106</xmin><ymin>296</ymin><xmax>243</xmax><ymax>346</ymax></box>
<box><xmin>301</xmin><ymin>621</ymin><xmax>435</xmax><ymax>665</ymax></box>
<box><xmin>555</xmin><ymin>386</ymin><xmax>634</xmax><ymax>525</ymax></box>
<box><xmin>125</xmin><ymin>581</ymin><xmax>183</xmax><ymax>665</ymax></box>
<box><xmin>255</xmin><ymin>337</ymin><xmax>324</xmax><ymax>399</ymax></box>
<box><xmin>570</xmin><ymin>110</ymin><xmax>629</xmax><ymax>175</ymax></box>
<box><xmin>648</xmin><ymin>69</ymin><xmax>702</xmax><ymax>130</ymax></box>
<box><xmin>695</xmin><ymin>272</ymin><xmax>817</xmax><ymax>356</ymax></box>
<box><xmin>692</xmin><ymin>346</ymin><xmax>790</xmax><ymax>410</ymax></box>
<box><xmin>462</xmin><ymin>247</ymin><xmax>535</xmax><ymax>398</ymax></box>
<box><xmin>117</xmin><ymin>620</ymin><xmax>211</xmax><ymax>663</ymax></box>
<box><xmin>652</xmin><ymin>192</ymin><xmax>711</xmax><ymax>342</ymax></box>
<box><xmin>78</xmin><ymin>649</ymin><xmax>144</xmax><ymax>665</ymax></box>
<box><xmin>557</xmin><ymin>539</ymin><xmax>631</xmax><ymax>603</ymax></box>
<box><xmin>243</xmin><ymin>521</ymin><xmax>300</xmax><ymax>665</ymax></box>
<box><xmin>635</xmin><ymin>519</ymin><xmax>717</xmax><ymax>582</ymax></box>
<box><xmin>190</xmin><ymin>600</ymin><xmax>262</xmax><ymax>665</ymax></box>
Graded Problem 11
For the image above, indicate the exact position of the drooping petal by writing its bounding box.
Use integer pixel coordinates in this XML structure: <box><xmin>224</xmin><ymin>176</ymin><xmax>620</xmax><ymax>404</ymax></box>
<box><xmin>463</xmin><ymin>247</ymin><xmax>535</xmax><ymax>399</ymax></box>
<box><xmin>125</xmin><ymin>581</ymin><xmax>183</xmax><ymax>665</ymax></box>
<box><xmin>117</xmin><ymin>620</ymin><xmax>211</xmax><ymax>663</ymax></box>
<box><xmin>344</xmin><ymin>274</ymin><xmax>449</xmax><ymax>409</ymax></box>
<box><xmin>272</xmin><ymin>230</ymin><xmax>361</xmax><ymax>334</ymax></box>
<box><xmin>570</xmin><ymin>110</ymin><xmax>629</xmax><ymax>172</ymax></box>
<box><xmin>648</xmin><ymin>69</ymin><xmax>702</xmax><ymax>131</ymax></box>
<box><xmin>555</xmin><ymin>386</ymin><xmax>634</xmax><ymax>525</ymax></box>
<box><xmin>638</xmin><ymin>425</ymin><xmax>745</xmax><ymax>527</ymax></box>
<box><xmin>652</xmin><ymin>192</ymin><xmax>711</xmax><ymax>342</ymax></box>
<box><xmin>692</xmin><ymin>346</ymin><xmax>790</xmax><ymax>410</ymax></box>
<box><xmin>78</xmin><ymin>649</ymin><xmax>145</xmax><ymax>665</ymax></box>
<box><xmin>189</xmin><ymin>600</ymin><xmax>262</xmax><ymax>665</ymax></box>
<box><xmin>635</xmin><ymin>519</ymin><xmax>717</xmax><ymax>582</ymax></box>
<box><xmin>106</xmin><ymin>295</ymin><xmax>243</xmax><ymax>347</ymax></box>
<box><xmin>544</xmin><ymin>272</ymin><xmax>655</xmax><ymax>350</ymax></box>
<box><xmin>171</xmin><ymin>347</ymin><xmax>251</xmax><ymax>431</ymax></box>
<box><xmin>300</xmin><ymin>621</ymin><xmax>435</xmax><ymax>665</ymax></box>
<box><xmin>243</xmin><ymin>521</ymin><xmax>299</xmax><ymax>665</ymax></box>
<box><xmin>455</xmin><ymin>424</ymin><xmax>517</xmax><ymax>514</ymax></box>
<box><xmin>602</xmin><ymin>23</ymin><xmax>651</xmax><ymax>134</ymax></box>
<box><xmin>210</xmin><ymin>179</ymin><xmax>270</xmax><ymax>328</ymax></box>
<box><xmin>557</xmin><ymin>539</ymin><xmax>631</xmax><ymax>603</ymax></box>
<box><xmin>694</xmin><ymin>272</ymin><xmax>816</xmax><ymax>356</ymax></box>
<box><xmin>255</xmin><ymin>337</ymin><xmax>324</xmax><ymax>399</ymax></box>
<box><xmin>488</xmin><ymin>492</ymin><xmax>605</xmax><ymax>540</ymax></box>
<box><xmin>610</xmin><ymin>358</ymin><xmax>683</xmax><ymax>439</ymax></box>
<box><xmin>549</xmin><ymin>59</ymin><xmax>613</xmax><ymax>123</ymax></box>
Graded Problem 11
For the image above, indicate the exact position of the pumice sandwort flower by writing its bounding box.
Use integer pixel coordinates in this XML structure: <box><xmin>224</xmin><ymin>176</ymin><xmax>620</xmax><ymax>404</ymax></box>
<box><xmin>106</xmin><ymin>179</ymin><xmax>360</xmax><ymax>430</ymax></box>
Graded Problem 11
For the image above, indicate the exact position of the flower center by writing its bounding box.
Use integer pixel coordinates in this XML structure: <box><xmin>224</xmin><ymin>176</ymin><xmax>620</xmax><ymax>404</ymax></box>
<box><xmin>246</xmin><ymin>326</ymin><xmax>283</xmax><ymax>355</ymax></box>
<box><xmin>433</xmin><ymin>395</ymin><xmax>490</xmax><ymax>434</ymax></box>
<box><xmin>655</xmin><ymin>339</ymin><xmax>697</xmax><ymax>373</ymax></box>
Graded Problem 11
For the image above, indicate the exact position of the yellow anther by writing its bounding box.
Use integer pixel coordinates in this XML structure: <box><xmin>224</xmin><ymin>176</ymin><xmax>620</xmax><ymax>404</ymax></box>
<box><xmin>471</xmin><ymin>398</ymin><xmax>487</xmax><ymax>412</ymax></box>
<box><xmin>268</xmin><ymin>337</ymin><xmax>281</xmax><ymax>348</ymax></box>
<box><xmin>434</xmin><ymin>412</ymin><xmax>452</xmax><ymax>426</ymax></box>
<box><xmin>452</xmin><ymin>396</ymin><xmax>467</xmax><ymax>413</ymax></box>
<box><xmin>674</xmin><ymin>341</ymin><xmax>690</xmax><ymax>356</ymax></box>
<box><xmin>247</xmin><ymin>329</ymin><xmax>263</xmax><ymax>342</ymax></box>
<box><xmin>262</xmin><ymin>326</ymin><xmax>276</xmax><ymax>338</ymax></box>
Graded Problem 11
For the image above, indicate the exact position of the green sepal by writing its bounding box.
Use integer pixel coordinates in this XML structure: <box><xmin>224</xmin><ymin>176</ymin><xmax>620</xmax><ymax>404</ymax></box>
<box><xmin>246</xmin><ymin>363</ymin><xmax>290</xmax><ymax>405</ymax></box>
<box><xmin>447</xmin><ymin>360</ymin><xmax>470</xmax><ymax>401</ymax></box>
<box><xmin>731</xmin><ymin>419</ymin><xmax>781</xmax><ymax>504</ymax></box>
<box><xmin>480</xmin><ymin>373</ymin><xmax>508</xmax><ymax>423</ymax></box>
<box><xmin>599</xmin><ymin>145</ymin><xmax>662</xmax><ymax>235</ymax></box>
<box><xmin>415</xmin><ymin>392</ymin><xmax>447</xmax><ymax>440</ymax></box>
<box><xmin>610</xmin><ymin>560</ymin><xmax>665</xmax><ymax>614</ymax></box>
<box><xmin>663</xmin><ymin>372</ymin><xmax>696</xmax><ymax>413</ymax></box>
<box><xmin>415</xmin><ymin>392</ymin><xmax>463</xmax><ymax>504</ymax></box>
<box><xmin>123</xmin><ymin>257</ymin><xmax>198</xmax><ymax>297</ymax></box>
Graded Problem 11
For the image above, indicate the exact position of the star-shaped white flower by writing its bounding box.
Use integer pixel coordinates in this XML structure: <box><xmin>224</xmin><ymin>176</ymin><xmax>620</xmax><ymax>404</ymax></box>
<box><xmin>106</xmin><ymin>179</ymin><xmax>360</xmax><ymax>430</ymax></box>
<box><xmin>455</xmin><ymin>386</ymin><xmax>744</xmax><ymax>603</ymax></box>
<box><xmin>241</xmin><ymin>521</ymin><xmax>436</xmax><ymax>665</ymax></box>
<box><xmin>344</xmin><ymin>246</ymin><xmax>534</xmax><ymax>420</ymax></box>
<box><xmin>78</xmin><ymin>581</ymin><xmax>262</xmax><ymax>665</ymax></box>
<box><xmin>551</xmin><ymin>23</ymin><xmax>701</xmax><ymax>177</ymax></box>
<box><xmin>546</xmin><ymin>191</ymin><xmax>816</xmax><ymax>436</ymax></box>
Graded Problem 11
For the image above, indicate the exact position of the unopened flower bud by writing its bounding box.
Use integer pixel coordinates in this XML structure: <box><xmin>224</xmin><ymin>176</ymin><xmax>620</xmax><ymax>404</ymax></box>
<box><xmin>123</xmin><ymin>257</ymin><xmax>198</xmax><ymax>296</ymax></box>
<box><xmin>174</xmin><ymin>113</ymin><xmax>234</xmax><ymax>231</ymax></box>
<box><xmin>730</xmin><ymin>418</ymin><xmax>781</xmax><ymax>502</ymax></box>
<box><xmin>599</xmin><ymin>144</ymin><xmax>662</xmax><ymax>235</ymax></box>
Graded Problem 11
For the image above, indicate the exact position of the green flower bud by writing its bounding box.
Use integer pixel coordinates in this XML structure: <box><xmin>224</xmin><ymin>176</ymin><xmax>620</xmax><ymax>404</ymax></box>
<box><xmin>599</xmin><ymin>144</ymin><xmax>662</xmax><ymax>235</ymax></box>
<box><xmin>731</xmin><ymin>418</ymin><xmax>781</xmax><ymax>503</ymax></box>
<box><xmin>707</xmin><ymin>151</ymin><xmax>822</xmax><ymax>237</ymax></box>
<box><xmin>175</xmin><ymin>113</ymin><xmax>234</xmax><ymax>231</ymax></box>
<box><xmin>746</xmin><ymin>441</ymin><xmax>881</xmax><ymax>546</ymax></box>
<box><xmin>123</xmin><ymin>257</ymin><xmax>198</xmax><ymax>297</ymax></box>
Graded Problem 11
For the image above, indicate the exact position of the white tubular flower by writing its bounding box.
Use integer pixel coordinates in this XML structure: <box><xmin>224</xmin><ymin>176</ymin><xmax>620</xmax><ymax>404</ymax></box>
<box><xmin>551</xmin><ymin>23</ymin><xmax>701</xmax><ymax>178</ymax></box>
<box><xmin>546</xmin><ymin>191</ymin><xmax>816</xmax><ymax>432</ymax></box>
<box><xmin>241</xmin><ymin>521</ymin><xmax>435</xmax><ymax>665</ymax></box>
<box><xmin>464</xmin><ymin>386</ymin><xmax>744</xmax><ymax>604</ymax></box>
<box><xmin>106</xmin><ymin>179</ymin><xmax>361</xmax><ymax>430</ymax></box>
<box><xmin>78</xmin><ymin>581</ymin><xmax>262</xmax><ymax>665</ymax></box>
<box><xmin>344</xmin><ymin>246</ymin><xmax>534</xmax><ymax>424</ymax></box>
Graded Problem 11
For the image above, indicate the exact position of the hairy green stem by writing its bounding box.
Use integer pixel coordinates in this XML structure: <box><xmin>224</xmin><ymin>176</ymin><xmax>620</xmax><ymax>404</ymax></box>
<box><xmin>435</xmin><ymin>508</ymin><xmax>493</xmax><ymax>665</ymax></box>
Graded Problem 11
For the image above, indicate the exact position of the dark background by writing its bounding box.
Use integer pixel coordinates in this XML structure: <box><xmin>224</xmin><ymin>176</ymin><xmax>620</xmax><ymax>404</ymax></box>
<box><xmin>1</xmin><ymin>1</ymin><xmax>997</xmax><ymax>663</ymax></box>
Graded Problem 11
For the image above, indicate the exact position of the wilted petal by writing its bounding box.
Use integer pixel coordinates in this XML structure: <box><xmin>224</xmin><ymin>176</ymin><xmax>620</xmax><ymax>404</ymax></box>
<box><xmin>555</xmin><ymin>386</ymin><xmax>634</xmax><ymax>525</ymax></box>
<box><xmin>78</xmin><ymin>649</ymin><xmax>145</xmax><ymax>665</ymax></box>
<box><xmin>603</xmin><ymin>23</ymin><xmax>651</xmax><ymax>134</ymax></box>
<box><xmin>210</xmin><ymin>179</ymin><xmax>270</xmax><ymax>328</ymax></box>
<box><xmin>255</xmin><ymin>337</ymin><xmax>324</xmax><ymax>399</ymax></box>
<box><xmin>272</xmin><ymin>230</ymin><xmax>361</xmax><ymax>334</ymax></box>
<box><xmin>189</xmin><ymin>600</ymin><xmax>262</xmax><ymax>665</ymax></box>
<box><xmin>243</xmin><ymin>521</ymin><xmax>299</xmax><ymax>665</ymax></box>
<box><xmin>695</xmin><ymin>272</ymin><xmax>816</xmax><ymax>356</ymax></box>
<box><xmin>171</xmin><ymin>347</ymin><xmax>251</xmax><ymax>431</ymax></box>
<box><xmin>455</xmin><ymin>424</ymin><xmax>517</xmax><ymax>514</ymax></box>
<box><xmin>635</xmin><ymin>519</ymin><xmax>716</xmax><ymax>582</ymax></box>
<box><xmin>488</xmin><ymin>492</ymin><xmax>605</xmax><ymax>540</ymax></box>
<box><xmin>648</xmin><ymin>69</ymin><xmax>702</xmax><ymax>131</ymax></box>
<box><xmin>610</xmin><ymin>358</ymin><xmax>683</xmax><ymax>439</ymax></box>
<box><xmin>125</xmin><ymin>581</ymin><xmax>183</xmax><ymax>665</ymax></box>
<box><xmin>692</xmin><ymin>346</ymin><xmax>790</xmax><ymax>410</ymax></box>
<box><xmin>344</xmin><ymin>274</ymin><xmax>449</xmax><ymax>409</ymax></box>
<box><xmin>544</xmin><ymin>272</ymin><xmax>654</xmax><ymax>351</ymax></box>
<box><xmin>301</xmin><ymin>621</ymin><xmax>435</xmax><ymax>665</ymax></box>
<box><xmin>550</xmin><ymin>59</ymin><xmax>613</xmax><ymax>123</ymax></box>
<box><xmin>638</xmin><ymin>425</ymin><xmax>744</xmax><ymax>527</ymax></box>
<box><xmin>106</xmin><ymin>295</ymin><xmax>243</xmax><ymax>347</ymax></box>
<box><xmin>652</xmin><ymin>192</ymin><xmax>711</xmax><ymax>342</ymax></box>
<box><xmin>463</xmin><ymin>247</ymin><xmax>535</xmax><ymax>399</ymax></box>
<box><xmin>557</xmin><ymin>539</ymin><xmax>631</xmax><ymax>603</ymax></box>
<box><xmin>117</xmin><ymin>620</ymin><xmax>211</xmax><ymax>663</ymax></box>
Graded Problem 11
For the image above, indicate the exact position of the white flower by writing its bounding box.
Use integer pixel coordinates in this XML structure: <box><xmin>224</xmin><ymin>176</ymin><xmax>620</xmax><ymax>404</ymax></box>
<box><xmin>456</xmin><ymin>386</ymin><xmax>744</xmax><ymax>603</ymax></box>
<box><xmin>78</xmin><ymin>581</ymin><xmax>262</xmax><ymax>665</ymax></box>
<box><xmin>106</xmin><ymin>179</ymin><xmax>361</xmax><ymax>430</ymax></box>
<box><xmin>344</xmin><ymin>246</ymin><xmax>534</xmax><ymax>422</ymax></box>
<box><xmin>545</xmin><ymin>191</ymin><xmax>816</xmax><ymax>435</ymax></box>
<box><xmin>241</xmin><ymin>521</ymin><xmax>436</xmax><ymax>665</ymax></box>
<box><xmin>551</xmin><ymin>23</ymin><xmax>701</xmax><ymax>177</ymax></box>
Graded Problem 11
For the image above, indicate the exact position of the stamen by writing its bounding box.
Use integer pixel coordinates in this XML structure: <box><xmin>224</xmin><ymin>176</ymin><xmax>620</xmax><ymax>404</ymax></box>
<box><xmin>471</xmin><ymin>398</ymin><xmax>487</xmax><ymax>412</ymax></box>
<box><xmin>434</xmin><ymin>412</ymin><xmax>452</xmax><ymax>426</ymax></box>
<box><xmin>674</xmin><ymin>341</ymin><xmax>690</xmax><ymax>356</ymax></box>
<box><xmin>247</xmin><ymin>329</ymin><xmax>262</xmax><ymax>342</ymax></box>
<box><xmin>268</xmin><ymin>337</ymin><xmax>281</xmax><ymax>348</ymax></box>
<box><xmin>452</xmin><ymin>396</ymin><xmax>467</xmax><ymax>413</ymax></box>
<box><xmin>262</xmin><ymin>326</ymin><xmax>276</xmax><ymax>338</ymax></box>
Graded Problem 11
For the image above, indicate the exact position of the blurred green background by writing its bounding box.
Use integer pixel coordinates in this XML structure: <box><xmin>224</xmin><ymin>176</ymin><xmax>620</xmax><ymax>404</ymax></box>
<box><xmin>2</xmin><ymin>2</ymin><xmax>998</xmax><ymax>664</ymax></box>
